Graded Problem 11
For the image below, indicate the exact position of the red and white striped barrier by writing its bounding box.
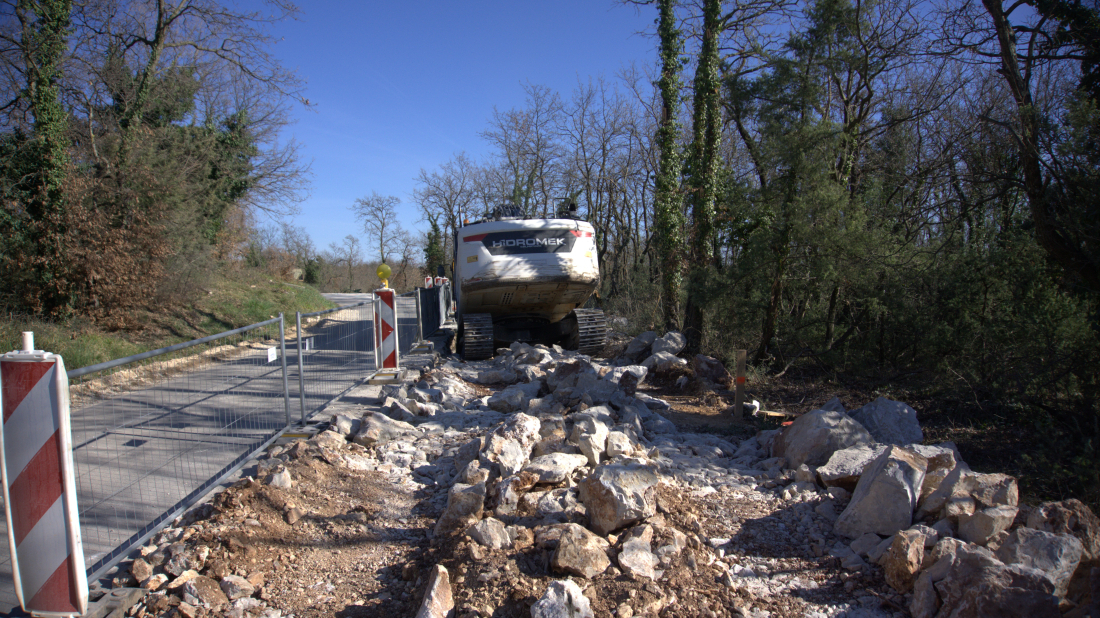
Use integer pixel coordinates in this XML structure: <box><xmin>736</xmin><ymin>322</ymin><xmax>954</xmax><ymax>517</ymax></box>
<box><xmin>0</xmin><ymin>334</ymin><xmax>87</xmax><ymax>617</ymax></box>
<box><xmin>375</xmin><ymin>288</ymin><xmax>399</xmax><ymax>369</ymax></box>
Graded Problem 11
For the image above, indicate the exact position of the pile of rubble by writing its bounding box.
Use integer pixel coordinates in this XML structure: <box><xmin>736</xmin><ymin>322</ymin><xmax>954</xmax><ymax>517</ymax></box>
<box><xmin>106</xmin><ymin>331</ymin><xmax>1100</xmax><ymax>618</ymax></box>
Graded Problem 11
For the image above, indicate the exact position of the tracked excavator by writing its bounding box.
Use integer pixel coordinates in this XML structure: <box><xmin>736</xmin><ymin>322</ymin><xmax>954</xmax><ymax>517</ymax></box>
<box><xmin>453</xmin><ymin>202</ymin><xmax>608</xmax><ymax>360</ymax></box>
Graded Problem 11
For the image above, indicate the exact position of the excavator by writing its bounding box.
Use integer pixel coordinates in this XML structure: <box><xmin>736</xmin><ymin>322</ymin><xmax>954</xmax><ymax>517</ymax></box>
<box><xmin>453</xmin><ymin>202</ymin><xmax>608</xmax><ymax>360</ymax></box>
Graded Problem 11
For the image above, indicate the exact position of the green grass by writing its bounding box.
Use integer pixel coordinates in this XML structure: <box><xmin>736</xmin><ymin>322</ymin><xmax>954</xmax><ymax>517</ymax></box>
<box><xmin>1</xmin><ymin>269</ymin><xmax>335</xmax><ymax>371</ymax></box>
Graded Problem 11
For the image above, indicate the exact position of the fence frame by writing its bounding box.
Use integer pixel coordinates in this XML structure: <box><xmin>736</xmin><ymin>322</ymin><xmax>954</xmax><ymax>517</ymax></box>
<box><xmin>294</xmin><ymin>300</ymin><xmax>375</xmax><ymax>424</ymax></box>
<box><xmin>72</xmin><ymin>314</ymin><xmax>292</xmax><ymax>585</ymax></box>
<box><xmin>42</xmin><ymin>289</ymin><xmax>447</xmax><ymax>590</ymax></box>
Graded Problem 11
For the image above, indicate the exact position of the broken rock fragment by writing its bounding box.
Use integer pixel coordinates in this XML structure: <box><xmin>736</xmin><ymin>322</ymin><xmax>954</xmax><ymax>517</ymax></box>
<box><xmin>523</xmin><ymin>453</ymin><xmax>589</xmax><ymax>484</ymax></box>
<box><xmin>996</xmin><ymin>527</ymin><xmax>1084</xmax><ymax>598</ymax></box>
<box><xmin>415</xmin><ymin>564</ymin><xmax>454</xmax><ymax>618</ymax></box>
<box><xmin>834</xmin><ymin>445</ymin><xmax>927</xmax><ymax>539</ymax></box>
<box><xmin>480</xmin><ymin>412</ymin><xmax>541</xmax><ymax>477</ymax></box>
<box><xmin>578</xmin><ymin>462</ymin><xmax>660</xmax><ymax>535</ymax></box>
<box><xmin>884</xmin><ymin>529</ymin><xmax>925</xmax><ymax>592</ymax></box>
<box><xmin>848</xmin><ymin>396</ymin><xmax>923</xmax><ymax>445</ymax></box>
<box><xmin>551</xmin><ymin>523</ymin><xmax>611</xmax><ymax>579</ymax></box>
<box><xmin>434</xmin><ymin>482</ymin><xmax>487</xmax><ymax>536</ymax></box>
<box><xmin>353</xmin><ymin>412</ymin><xmax>417</xmax><ymax>446</ymax></box>
<box><xmin>773</xmin><ymin>409</ymin><xmax>875</xmax><ymax>469</ymax></box>
<box><xmin>531</xmin><ymin>579</ymin><xmax>594</xmax><ymax>618</ymax></box>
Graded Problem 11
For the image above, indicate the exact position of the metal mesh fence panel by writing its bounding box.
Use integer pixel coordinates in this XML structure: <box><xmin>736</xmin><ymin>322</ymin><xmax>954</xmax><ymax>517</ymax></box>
<box><xmin>62</xmin><ymin>317</ymin><xmax>291</xmax><ymax>582</ymax></box>
<box><xmin>397</xmin><ymin>295</ymin><xmax>419</xmax><ymax>355</ymax></box>
<box><xmin>294</xmin><ymin>301</ymin><xmax>376</xmax><ymax>423</ymax></box>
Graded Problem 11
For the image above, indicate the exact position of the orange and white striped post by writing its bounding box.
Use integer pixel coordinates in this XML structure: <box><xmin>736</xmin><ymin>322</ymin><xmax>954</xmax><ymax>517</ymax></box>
<box><xmin>0</xmin><ymin>333</ymin><xmax>87</xmax><ymax>617</ymax></box>
<box><xmin>375</xmin><ymin>289</ymin><xmax>399</xmax><ymax>370</ymax></box>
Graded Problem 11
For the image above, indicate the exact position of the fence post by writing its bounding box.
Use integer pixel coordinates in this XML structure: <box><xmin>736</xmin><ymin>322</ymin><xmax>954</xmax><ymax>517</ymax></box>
<box><xmin>415</xmin><ymin>288</ymin><xmax>424</xmax><ymax>343</ymax></box>
<box><xmin>733</xmin><ymin>349</ymin><xmax>746</xmax><ymax>421</ymax></box>
<box><xmin>279</xmin><ymin>314</ymin><xmax>290</xmax><ymax>427</ymax></box>
<box><xmin>296</xmin><ymin>312</ymin><xmax>306</xmax><ymax>424</ymax></box>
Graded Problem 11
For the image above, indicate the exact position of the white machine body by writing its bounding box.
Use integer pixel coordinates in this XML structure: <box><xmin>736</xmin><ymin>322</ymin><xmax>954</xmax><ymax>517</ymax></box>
<box><xmin>455</xmin><ymin>218</ymin><xmax>600</xmax><ymax>325</ymax></box>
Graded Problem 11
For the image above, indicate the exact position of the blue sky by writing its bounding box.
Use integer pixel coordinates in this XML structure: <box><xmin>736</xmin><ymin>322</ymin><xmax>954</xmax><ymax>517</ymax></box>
<box><xmin>263</xmin><ymin>1</ymin><xmax>659</xmax><ymax>258</ymax></box>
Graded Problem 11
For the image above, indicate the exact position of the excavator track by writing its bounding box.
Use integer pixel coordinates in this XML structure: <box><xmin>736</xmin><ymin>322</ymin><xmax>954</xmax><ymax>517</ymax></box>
<box><xmin>572</xmin><ymin>309</ymin><xmax>608</xmax><ymax>356</ymax></box>
<box><xmin>461</xmin><ymin>313</ymin><xmax>494</xmax><ymax>360</ymax></box>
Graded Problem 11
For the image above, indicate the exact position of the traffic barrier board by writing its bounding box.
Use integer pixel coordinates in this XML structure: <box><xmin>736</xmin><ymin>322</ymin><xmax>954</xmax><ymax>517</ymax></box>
<box><xmin>0</xmin><ymin>342</ymin><xmax>87</xmax><ymax>616</ymax></box>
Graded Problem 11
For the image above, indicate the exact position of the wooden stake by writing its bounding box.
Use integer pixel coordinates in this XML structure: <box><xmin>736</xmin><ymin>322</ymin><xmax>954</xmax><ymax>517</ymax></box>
<box><xmin>734</xmin><ymin>349</ymin><xmax>746</xmax><ymax>421</ymax></box>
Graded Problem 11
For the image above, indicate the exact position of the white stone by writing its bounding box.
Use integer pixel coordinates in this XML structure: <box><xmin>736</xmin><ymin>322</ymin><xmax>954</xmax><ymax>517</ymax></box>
<box><xmin>848</xmin><ymin>397</ymin><xmax>923</xmax><ymax>445</ymax></box>
<box><xmin>774</xmin><ymin>410</ymin><xmax>875</xmax><ymax>469</ymax></box>
<box><xmin>531</xmin><ymin>580</ymin><xmax>594</xmax><ymax>618</ymax></box>
<box><xmin>996</xmin><ymin>527</ymin><xmax>1084</xmax><ymax>599</ymax></box>
<box><xmin>834</xmin><ymin>446</ymin><xmax>927</xmax><ymax>539</ymax></box>
<box><xmin>578</xmin><ymin>463</ymin><xmax>660</xmax><ymax>535</ymax></box>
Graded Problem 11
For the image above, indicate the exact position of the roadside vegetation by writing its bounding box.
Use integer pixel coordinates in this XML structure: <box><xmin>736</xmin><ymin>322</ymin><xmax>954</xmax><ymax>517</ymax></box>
<box><xmin>1</xmin><ymin>269</ymin><xmax>333</xmax><ymax>370</ymax></box>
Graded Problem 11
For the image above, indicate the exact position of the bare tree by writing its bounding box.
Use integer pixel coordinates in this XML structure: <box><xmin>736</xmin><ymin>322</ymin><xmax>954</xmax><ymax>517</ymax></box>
<box><xmin>350</xmin><ymin>192</ymin><xmax>406</xmax><ymax>264</ymax></box>
<box><xmin>413</xmin><ymin>152</ymin><xmax>477</xmax><ymax>253</ymax></box>
<box><xmin>327</xmin><ymin>234</ymin><xmax>360</xmax><ymax>292</ymax></box>
<box><xmin>480</xmin><ymin>83</ymin><xmax>564</xmax><ymax>215</ymax></box>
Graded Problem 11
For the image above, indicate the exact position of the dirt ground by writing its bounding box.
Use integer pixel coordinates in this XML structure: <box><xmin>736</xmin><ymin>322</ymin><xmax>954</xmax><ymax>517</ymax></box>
<box><xmin>106</xmin><ymin>355</ymin><xmax>919</xmax><ymax>618</ymax></box>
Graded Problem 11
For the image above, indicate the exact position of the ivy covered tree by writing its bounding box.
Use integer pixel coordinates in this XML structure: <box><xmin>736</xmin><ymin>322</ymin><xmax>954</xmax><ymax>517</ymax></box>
<box><xmin>0</xmin><ymin>0</ymin><xmax>74</xmax><ymax>314</ymax></box>
<box><xmin>653</xmin><ymin>0</ymin><xmax>687</xmax><ymax>331</ymax></box>
<box><xmin>682</xmin><ymin>0</ymin><xmax>723</xmax><ymax>353</ymax></box>
<box><xmin>423</xmin><ymin>215</ymin><xmax>446</xmax><ymax>278</ymax></box>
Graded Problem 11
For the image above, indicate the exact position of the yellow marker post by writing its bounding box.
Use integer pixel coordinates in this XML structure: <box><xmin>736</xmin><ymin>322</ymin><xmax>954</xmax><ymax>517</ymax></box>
<box><xmin>377</xmin><ymin>263</ymin><xmax>392</xmax><ymax>288</ymax></box>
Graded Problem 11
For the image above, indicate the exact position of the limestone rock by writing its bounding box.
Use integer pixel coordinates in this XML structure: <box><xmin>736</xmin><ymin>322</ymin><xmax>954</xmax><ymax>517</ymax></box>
<box><xmin>651</xmin><ymin>331</ymin><xmax>686</xmax><ymax>356</ymax></box>
<box><xmin>468</xmin><ymin>517</ymin><xmax>512</xmax><ymax>550</ymax></box>
<box><xmin>524</xmin><ymin>453</ymin><xmax>589</xmax><ymax>484</ymax></box>
<box><xmin>481</xmin><ymin>413</ymin><xmax>541</xmax><ymax>477</ymax></box>
<box><xmin>848</xmin><ymin>396</ymin><xmax>923</xmax><ymax>445</ymax></box>
<box><xmin>332</xmin><ymin>413</ymin><xmax>362</xmax><ymax>436</ymax></box>
<box><xmin>219</xmin><ymin>575</ymin><xmax>255</xmax><ymax>600</ymax></box>
<box><xmin>834</xmin><ymin>446</ymin><xmax>927</xmax><ymax>539</ymax></box>
<box><xmin>618</xmin><ymin>525</ymin><xmax>659</xmax><ymax>580</ymax></box>
<box><xmin>182</xmin><ymin>575</ymin><xmax>229</xmax><ymax>609</ymax></box>
<box><xmin>487</xmin><ymin>387</ymin><xmax>527</xmax><ymax>414</ymax></box>
<box><xmin>933</xmin><ymin>543</ymin><xmax>1060</xmax><ymax>618</ymax></box>
<box><xmin>910</xmin><ymin>571</ymin><xmax>940</xmax><ymax>618</ymax></box>
<box><xmin>996</xmin><ymin>527</ymin><xmax>1084</xmax><ymax>598</ymax></box>
<box><xmin>850</xmin><ymin>532</ymin><xmax>884</xmax><ymax>557</ymax></box>
<box><xmin>622</xmin><ymin>332</ymin><xmax>658</xmax><ymax>361</ymax></box>
<box><xmin>774</xmin><ymin>409</ymin><xmax>875</xmax><ymax>469</ymax></box>
<box><xmin>570</xmin><ymin>410</ymin><xmax>611</xmax><ymax>466</ymax></box>
<box><xmin>817</xmin><ymin>444</ymin><xmax>887</xmax><ymax>491</ymax></box>
<box><xmin>531</xmin><ymin>579</ymin><xmax>594</xmax><ymax>618</ymax></box>
<box><xmin>641</xmin><ymin>351</ymin><xmax>688</xmax><ymax>374</ymax></box>
<box><xmin>958</xmin><ymin>505</ymin><xmax>1018</xmax><ymax>546</ymax></box>
<box><xmin>578</xmin><ymin>463</ymin><xmax>660</xmax><ymax>535</ymax></box>
<box><xmin>415</xmin><ymin>565</ymin><xmax>454</xmax><ymax>618</ymax></box>
<box><xmin>551</xmin><ymin>523</ymin><xmax>611</xmax><ymax>579</ymax></box>
<box><xmin>691</xmin><ymin>354</ymin><xmax>731</xmax><ymax>386</ymax></box>
<box><xmin>131</xmin><ymin>558</ymin><xmax>154</xmax><ymax>582</ymax></box>
<box><xmin>353</xmin><ymin>412</ymin><xmax>417</xmax><ymax>446</ymax></box>
<box><xmin>497</xmin><ymin>471</ymin><xmax>540</xmax><ymax>515</ymax></box>
<box><xmin>434</xmin><ymin>482</ymin><xmax>487</xmax><ymax>536</ymax></box>
<box><xmin>884</xmin><ymin>529</ymin><xmax>925</xmax><ymax>592</ymax></box>
<box><xmin>605</xmin><ymin>431</ymin><xmax>637</xmax><ymax>459</ymax></box>
<box><xmin>1026</xmin><ymin>499</ymin><xmax>1100</xmax><ymax>561</ymax></box>
<box><xmin>917</xmin><ymin>467</ymin><xmax>1017</xmax><ymax>521</ymax></box>
<box><xmin>267</xmin><ymin>468</ymin><xmax>293</xmax><ymax>489</ymax></box>
<box><xmin>476</xmin><ymin>369</ymin><xmax>518</xmax><ymax>384</ymax></box>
